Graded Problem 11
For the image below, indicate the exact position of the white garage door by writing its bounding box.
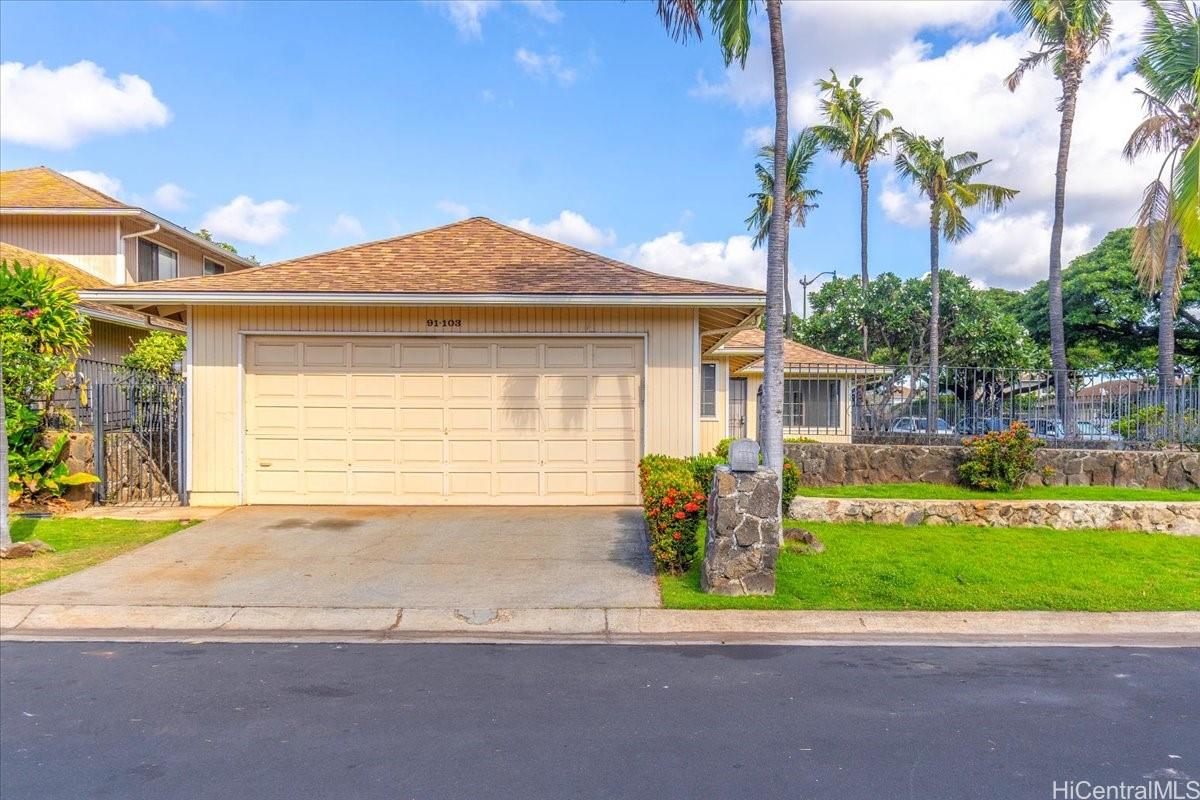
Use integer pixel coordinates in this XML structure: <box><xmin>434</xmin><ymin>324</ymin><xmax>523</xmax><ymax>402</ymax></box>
<box><xmin>244</xmin><ymin>336</ymin><xmax>643</xmax><ymax>505</ymax></box>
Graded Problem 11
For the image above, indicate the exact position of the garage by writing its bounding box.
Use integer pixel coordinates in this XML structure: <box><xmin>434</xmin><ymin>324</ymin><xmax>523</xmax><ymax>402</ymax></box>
<box><xmin>244</xmin><ymin>335</ymin><xmax>643</xmax><ymax>505</ymax></box>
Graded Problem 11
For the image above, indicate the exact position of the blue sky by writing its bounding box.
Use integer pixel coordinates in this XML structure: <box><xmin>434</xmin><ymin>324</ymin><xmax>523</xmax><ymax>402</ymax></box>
<box><xmin>0</xmin><ymin>1</ymin><xmax>1152</xmax><ymax>294</ymax></box>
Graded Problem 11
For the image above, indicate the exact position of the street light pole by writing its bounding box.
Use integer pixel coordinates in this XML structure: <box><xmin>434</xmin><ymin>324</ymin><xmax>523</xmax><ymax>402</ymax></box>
<box><xmin>797</xmin><ymin>270</ymin><xmax>836</xmax><ymax>320</ymax></box>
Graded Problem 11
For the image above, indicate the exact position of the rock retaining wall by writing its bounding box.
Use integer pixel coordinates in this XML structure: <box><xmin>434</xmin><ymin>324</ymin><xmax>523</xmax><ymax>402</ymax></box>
<box><xmin>784</xmin><ymin>442</ymin><xmax>1200</xmax><ymax>490</ymax></box>
<box><xmin>702</xmin><ymin>466</ymin><xmax>782</xmax><ymax>595</ymax></box>
<box><xmin>789</xmin><ymin>497</ymin><xmax>1200</xmax><ymax>535</ymax></box>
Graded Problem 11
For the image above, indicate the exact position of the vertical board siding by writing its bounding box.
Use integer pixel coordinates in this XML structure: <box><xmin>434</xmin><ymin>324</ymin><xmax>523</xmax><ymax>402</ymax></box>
<box><xmin>87</xmin><ymin>320</ymin><xmax>147</xmax><ymax>364</ymax></box>
<box><xmin>0</xmin><ymin>216</ymin><xmax>122</xmax><ymax>283</ymax></box>
<box><xmin>189</xmin><ymin>305</ymin><xmax>698</xmax><ymax>503</ymax></box>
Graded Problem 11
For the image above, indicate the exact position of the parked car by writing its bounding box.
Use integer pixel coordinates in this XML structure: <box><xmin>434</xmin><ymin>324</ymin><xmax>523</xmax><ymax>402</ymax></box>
<box><xmin>890</xmin><ymin>416</ymin><xmax>955</xmax><ymax>435</ymax></box>
<box><xmin>1074</xmin><ymin>420</ymin><xmax>1123</xmax><ymax>443</ymax></box>
<box><xmin>955</xmin><ymin>416</ymin><xmax>1013</xmax><ymax>436</ymax></box>
<box><xmin>1022</xmin><ymin>418</ymin><xmax>1066</xmax><ymax>440</ymax></box>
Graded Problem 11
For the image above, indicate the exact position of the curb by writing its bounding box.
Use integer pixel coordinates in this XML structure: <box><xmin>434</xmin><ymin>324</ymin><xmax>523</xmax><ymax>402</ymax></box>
<box><xmin>2</xmin><ymin>604</ymin><xmax>1199</xmax><ymax>646</ymax></box>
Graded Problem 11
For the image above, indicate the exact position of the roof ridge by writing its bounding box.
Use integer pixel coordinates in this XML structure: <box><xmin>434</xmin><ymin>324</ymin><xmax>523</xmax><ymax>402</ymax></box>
<box><xmin>37</xmin><ymin>166</ymin><xmax>129</xmax><ymax>208</ymax></box>
<box><xmin>262</xmin><ymin>217</ymin><xmax>485</xmax><ymax>268</ymax></box>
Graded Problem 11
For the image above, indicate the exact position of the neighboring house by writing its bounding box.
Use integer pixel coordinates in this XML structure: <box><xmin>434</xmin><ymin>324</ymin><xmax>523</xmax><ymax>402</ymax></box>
<box><xmin>0</xmin><ymin>166</ymin><xmax>257</xmax><ymax>365</ymax></box>
<box><xmin>82</xmin><ymin>217</ymin><xmax>764</xmax><ymax>507</ymax></box>
<box><xmin>702</xmin><ymin>328</ymin><xmax>885</xmax><ymax>449</ymax></box>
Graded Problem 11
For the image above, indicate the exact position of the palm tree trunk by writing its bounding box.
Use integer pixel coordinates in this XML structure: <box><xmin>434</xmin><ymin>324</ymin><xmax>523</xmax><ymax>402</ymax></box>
<box><xmin>762</xmin><ymin>0</ymin><xmax>788</xmax><ymax>519</ymax></box>
<box><xmin>0</xmin><ymin>361</ymin><xmax>10</xmax><ymax>549</ymax></box>
<box><xmin>1049</xmin><ymin>68</ymin><xmax>1081</xmax><ymax>433</ymax></box>
<box><xmin>783</xmin><ymin>225</ymin><xmax>794</xmax><ymax>338</ymax></box>
<box><xmin>927</xmin><ymin>205</ymin><xmax>940</xmax><ymax>437</ymax></box>
<box><xmin>859</xmin><ymin>167</ymin><xmax>870</xmax><ymax>357</ymax></box>
<box><xmin>1158</xmin><ymin>228</ymin><xmax>1181</xmax><ymax>438</ymax></box>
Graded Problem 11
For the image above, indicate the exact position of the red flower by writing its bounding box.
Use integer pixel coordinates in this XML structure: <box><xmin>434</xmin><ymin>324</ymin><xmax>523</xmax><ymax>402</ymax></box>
<box><xmin>692</xmin><ymin>492</ymin><xmax>705</xmax><ymax>502</ymax></box>
<box><xmin>672</xmin><ymin>532</ymin><xmax>682</xmax><ymax>541</ymax></box>
<box><xmin>683</xmin><ymin>502</ymin><xmax>699</xmax><ymax>513</ymax></box>
<box><xmin>673</xmin><ymin>511</ymin><xmax>686</xmax><ymax>520</ymax></box>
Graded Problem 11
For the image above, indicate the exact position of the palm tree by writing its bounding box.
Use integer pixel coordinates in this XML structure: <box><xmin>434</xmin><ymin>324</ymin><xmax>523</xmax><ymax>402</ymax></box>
<box><xmin>811</xmin><ymin>70</ymin><xmax>893</xmax><ymax>355</ymax></box>
<box><xmin>746</xmin><ymin>128</ymin><xmax>823</xmax><ymax>337</ymax></box>
<box><xmin>1006</xmin><ymin>0</ymin><xmax>1112</xmax><ymax>427</ymax></box>
<box><xmin>892</xmin><ymin>131</ymin><xmax>1019</xmax><ymax>434</ymax></box>
<box><xmin>1123</xmin><ymin>0</ymin><xmax>1200</xmax><ymax>422</ymax></box>
<box><xmin>657</xmin><ymin>0</ymin><xmax>790</xmax><ymax>493</ymax></box>
<box><xmin>1</xmin><ymin>360</ymin><xmax>8</xmax><ymax>550</ymax></box>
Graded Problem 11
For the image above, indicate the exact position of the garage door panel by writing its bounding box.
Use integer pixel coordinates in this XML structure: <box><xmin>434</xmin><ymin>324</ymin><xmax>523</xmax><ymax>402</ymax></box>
<box><xmin>246</xmin><ymin>336</ymin><xmax>642</xmax><ymax>505</ymax></box>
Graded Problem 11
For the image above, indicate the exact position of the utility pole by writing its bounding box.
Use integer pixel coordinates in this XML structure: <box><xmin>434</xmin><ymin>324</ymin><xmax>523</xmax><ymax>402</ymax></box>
<box><xmin>797</xmin><ymin>270</ymin><xmax>836</xmax><ymax>320</ymax></box>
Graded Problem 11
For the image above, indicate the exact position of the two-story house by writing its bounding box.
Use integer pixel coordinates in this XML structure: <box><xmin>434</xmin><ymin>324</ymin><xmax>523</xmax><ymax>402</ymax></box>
<box><xmin>0</xmin><ymin>166</ymin><xmax>258</xmax><ymax>366</ymax></box>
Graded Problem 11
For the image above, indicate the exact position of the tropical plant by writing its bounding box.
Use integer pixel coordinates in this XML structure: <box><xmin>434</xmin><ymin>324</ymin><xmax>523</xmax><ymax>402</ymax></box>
<box><xmin>122</xmin><ymin>331</ymin><xmax>186</xmax><ymax>378</ymax></box>
<box><xmin>1006</xmin><ymin>0</ymin><xmax>1112</xmax><ymax>421</ymax></box>
<box><xmin>811</xmin><ymin>70</ymin><xmax>893</xmax><ymax>354</ymax></box>
<box><xmin>657</xmin><ymin>0</ymin><xmax>790</xmax><ymax>511</ymax></box>
<box><xmin>891</xmin><ymin>132</ymin><xmax>1019</xmax><ymax>433</ymax></box>
<box><xmin>958</xmin><ymin>422</ymin><xmax>1044</xmax><ymax>492</ymax></box>
<box><xmin>746</xmin><ymin>128</ymin><xmax>822</xmax><ymax>336</ymax></box>
<box><xmin>1123</xmin><ymin>0</ymin><xmax>1200</xmax><ymax>419</ymax></box>
<box><xmin>7</xmin><ymin>431</ymin><xmax>99</xmax><ymax>501</ymax></box>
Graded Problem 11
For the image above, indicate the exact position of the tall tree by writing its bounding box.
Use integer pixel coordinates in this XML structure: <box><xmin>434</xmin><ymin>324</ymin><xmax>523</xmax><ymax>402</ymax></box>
<box><xmin>892</xmin><ymin>131</ymin><xmax>1018</xmax><ymax>432</ymax></box>
<box><xmin>746</xmin><ymin>128</ymin><xmax>823</xmax><ymax>337</ymax></box>
<box><xmin>657</xmin><ymin>0</ymin><xmax>790</xmax><ymax>494</ymax></box>
<box><xmin>811</xmin><ymin>70</ymin><xmax>893</xmax><ymax>355</ymax></box>
<box><xmin>1</xmin><ymin>359</ymin><xmax>8</xmax><ymax>550</ymax></box>
<box><xmin>1006</xmin><ymin>0</ymin><xmax>1112</xmax><ymax>424</ymax></box>
<box><xmin>1123</xmin><ymin>0</ymin><xmax>1200</xmax><ymax>418</ymax></box>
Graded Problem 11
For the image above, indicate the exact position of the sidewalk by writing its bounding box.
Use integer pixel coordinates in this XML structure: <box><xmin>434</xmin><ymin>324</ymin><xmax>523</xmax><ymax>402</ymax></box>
<box><xmin>3</xmin><ymin>603</ymin><xmax>1198</xmax><ymax>646</ymax></box>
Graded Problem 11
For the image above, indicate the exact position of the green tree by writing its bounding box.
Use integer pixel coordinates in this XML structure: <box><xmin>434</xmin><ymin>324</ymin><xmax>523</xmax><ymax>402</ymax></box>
<box><xmin>657</xmin><ymin>0</ymin><xmax>790</xmax><ymax>493</ymax></box>
<box><xmin>746</xmin><ymin>128</ymin><xmax>822</xmax><ymax>337</ymax></box>
<box><xmin>1123</xmin><ymin>0</ymin><xmax>1200</xmax><ymax>411</ymax></box>
<box><xmin>1007</xmin><ymin>0</ymin><xmax>1112</xmax><ymax>409</ymax></box>
<box><xmin>891</xmin><ymin>131</ymin><xmax>1019</xmax><ymax>431</ymax></box>
<box><xmin>811</xmin><ymin>70</ymin><xmax>893</xmax><ymax>354</ymax></box>
<box><xmin>122</xmin><ymin>331</ymin><xmax>187</xmax><ymax>378</ymax></box>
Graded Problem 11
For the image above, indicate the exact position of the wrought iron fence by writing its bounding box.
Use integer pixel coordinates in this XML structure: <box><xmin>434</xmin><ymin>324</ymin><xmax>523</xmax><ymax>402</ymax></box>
<box><xmin>91</xmin><ymin>376</ymin><xmax>186</xmax><ymax>506</ymax></box>
<box><xmin>779</xmin><ymin>363</ymin><xmax>1199</xmax><ymax>449</ymax></box>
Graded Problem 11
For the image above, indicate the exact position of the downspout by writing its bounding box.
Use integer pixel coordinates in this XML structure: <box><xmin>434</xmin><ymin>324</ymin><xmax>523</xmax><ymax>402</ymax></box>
<box><xmin>122</xmin><ymin>224</ymin><xmax>160</xmax><ymax>283</ymax></box>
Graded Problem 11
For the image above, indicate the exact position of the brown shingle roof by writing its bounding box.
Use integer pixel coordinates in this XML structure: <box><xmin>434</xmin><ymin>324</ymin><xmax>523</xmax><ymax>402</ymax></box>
<box><xmin>98</xmin><ymin>217</ymin><xmax>764</xmax><ymax>297</ymax></box>
<box><xmin>0</xmin><ymin>166</ymin><xmax>130</xmax><ymax>209</ymax></box>
<box><xmin>714</xmin><ymin>328</ymin><xmax>883</xmax><ymax>372</ymax></box>
<box><xmin>0</xmin><ymin>241</ymin><xmax>183</xmax><ymax>332</ymax></box>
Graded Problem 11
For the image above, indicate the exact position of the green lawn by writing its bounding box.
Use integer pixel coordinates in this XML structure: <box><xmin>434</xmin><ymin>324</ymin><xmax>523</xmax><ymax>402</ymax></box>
<box><xmin>1</xmin><ymin>517</ymin><xmax>192</xmax><ymax>594</ymax></box>
<box><xmin>793</xmin><ymin>483</ymin><xmax>1200</xmax><ymax>503</ymax></box>
<box><xmin>660</xmin><ymin>521</ymin><xmax>1200</xmax><ymax>611</ymax></box>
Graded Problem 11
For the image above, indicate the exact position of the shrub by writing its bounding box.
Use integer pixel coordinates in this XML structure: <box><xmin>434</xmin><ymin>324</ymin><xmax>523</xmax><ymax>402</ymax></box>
<box><xmin>783</xmin><ymin>437</ymin><xmax>819</xmax><ymax>444</ymax></box>
<box><xmin>122</xmin><ymin>331</ymin><xmax>186</xmax><ymax>378</ymax></box>
<box><xmin>712</xmin><ymin>437</ymin><xmax>735</xmax><ymax>460</ymax></box>
<box><xmin>1</xmin><ymin>259</ymin><xmax>89</xmax><ymax>409</ymax></box>
<box><xmin>958</xmin><ymin>422</ymin><xmax>1042</xmax><ymax>492</ymax></box>
<box><xmin>688</xmin><ymin>454</ymin><xmax>723</xmax><ymax>495</ymax></box>
<box><xmin>638</xmin><ymin>455</ymin><xmax>705</xmax><ymax>574</ymax></box>
<box><xmin>781</xmin><ymin>457</ymin><xmax>800</xmax><ymax>513</ymax></box>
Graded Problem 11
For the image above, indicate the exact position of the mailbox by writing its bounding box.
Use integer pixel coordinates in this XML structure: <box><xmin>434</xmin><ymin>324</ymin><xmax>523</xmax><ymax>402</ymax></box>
<box><xmin>728</xmin><ymin>438</ymin><xmax>760</xmax><ymax>472</ymax></box>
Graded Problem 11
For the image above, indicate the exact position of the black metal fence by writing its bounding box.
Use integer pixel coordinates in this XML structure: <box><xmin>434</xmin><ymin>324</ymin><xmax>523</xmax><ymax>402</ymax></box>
<box><xmin>90</xmin><ymin>376</ymin><xmax>185</xmax><ymax>505</ymax></box>
<box><xmin>781</xmin><ymin>363</ymin><xmax>1199</xmax><ymax>449</ymax></box>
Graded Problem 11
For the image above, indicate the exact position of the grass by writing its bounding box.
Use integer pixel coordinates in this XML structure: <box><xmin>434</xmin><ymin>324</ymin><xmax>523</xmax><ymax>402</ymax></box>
<box><xmin>1</xmin><ymin>517</ymin><xmax>191</xmax><ymax>594</ymax></box>
<box><xmin>660</xmin><ymin>521</ymin><xmax>1200</xmax><ymax>611</ymax></box>
<box><xmin>792</xmin><ymin>483</ymin><xmax>1200</xmax><ymax>503</ymax></box>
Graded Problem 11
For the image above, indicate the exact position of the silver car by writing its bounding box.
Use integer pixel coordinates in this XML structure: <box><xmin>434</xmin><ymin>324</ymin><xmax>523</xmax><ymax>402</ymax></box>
<box><xmin>890</xmin><ymin>416</ymin><xmax>955</xmax><ymax>435</ymax></box>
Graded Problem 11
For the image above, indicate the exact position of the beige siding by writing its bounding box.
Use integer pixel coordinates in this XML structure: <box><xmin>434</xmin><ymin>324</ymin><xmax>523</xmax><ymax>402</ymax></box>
<box><xmin>189</xmin><ymin>305</ymin><xmax>698</xmax><ymax>506</ymax></box>
<box><xmin>0</xmin><ymin>216</ymin><xmax>122</xmax><ymax>283</ymax></box>
<box><xmin>698</xmin><ymin>359</ymin><xmax>728</xmax><ymax>454</ymax></box>
<box><xmin>86</xmin><ymin>320</ymin><xmax>147</xmax><ymax>364</ymax></box>
<box><xmin>121</xmin><ymin>220</ymin><xmax>245</xmax><ymax>282</ymax></box>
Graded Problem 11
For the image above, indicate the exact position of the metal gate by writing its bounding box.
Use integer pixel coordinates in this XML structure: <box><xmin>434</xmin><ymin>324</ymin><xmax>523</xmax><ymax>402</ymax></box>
<box><xmin>91</xmin><ymin>377</ymin><xmax>185</xmax><ymax>506</ymax></box>
<box><xmin>729</xmin><ymin>377</ymin><xmax>748</xmax><ymax>439</ymax></box>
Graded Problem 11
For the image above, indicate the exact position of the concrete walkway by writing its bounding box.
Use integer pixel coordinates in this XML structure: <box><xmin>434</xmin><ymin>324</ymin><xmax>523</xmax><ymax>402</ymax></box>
<box><xmin>5</xmin><ymin>506</ymin><xmax>660</xmax><ymax>610</ymax></box>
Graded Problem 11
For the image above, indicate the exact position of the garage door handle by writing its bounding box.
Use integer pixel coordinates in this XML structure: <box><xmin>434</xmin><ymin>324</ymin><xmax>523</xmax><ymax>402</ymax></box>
<box><xmin>259</xmin><ymin>460</ymin><xmax>272</xmax><ymax>467</ymax></box>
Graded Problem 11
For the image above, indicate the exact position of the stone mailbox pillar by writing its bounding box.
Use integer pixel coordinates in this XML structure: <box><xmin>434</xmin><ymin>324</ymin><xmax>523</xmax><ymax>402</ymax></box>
<box><xmin>701</xmin><ymin>463</ymin><xmax>782</xmax><ymax>596</ymax></box>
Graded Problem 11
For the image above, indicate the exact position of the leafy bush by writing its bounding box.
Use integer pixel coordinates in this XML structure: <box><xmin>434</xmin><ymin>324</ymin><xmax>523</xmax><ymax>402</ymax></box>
<box><xmin>784</xmin><ymin>437</ymin><xmax>819</xmax><ymax>443</ymax></box>
<box><xmin>958</xmin><ymin>422</ymin><xmax>1043</xmax><ymax>492</ymax></box>
<box><xmin>121</xmin><ymin>331</ymin><xmax>186</xmax><ymax>378</ymax></box>
<box><xmin>638</xmin><ymin>455</ymin><xmax>705</xmax><ymax>574</ymax></box>
<box><xmin>1113</xmin><ymin>405</ymin><xmax>1200</xmax><ymax>446</ymax></box>
<box><xmin>781</xmin><ymin>457</ymin><xmax>800</xmax><ymax>512</ymax></box>
<box><xmin>712</xmin><ymin>437</ymin><xmax>736</xmax><ymax>460</ymax></box>
<box><xmin>1</xmin><ymin>259</ymin><xmax>90</xmax><ymax>408</ymax></box>
<box><xmin>688</xmin><ymin>454</ymin><xmax>723</xmax><ymax>495</ymax></box>
<box><xmin>8</xmin><ymin>431</ymin><xmax>99</xmax><ymax>501</ymax></box>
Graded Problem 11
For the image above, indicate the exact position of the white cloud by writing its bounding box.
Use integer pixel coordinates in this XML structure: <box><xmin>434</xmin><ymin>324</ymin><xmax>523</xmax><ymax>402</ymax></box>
<box><xmin>518</xmin><ymin>0</ymin><xmax>561</xmax><ymax>23</ymax></box>
<box><xmin>623</xmin><ymin>231</ymin><xmax>764</xmax><ymax>290</ymax></box>
<box><xmin>0</xmin><ymin>60</ymin><xmax>170</xmax><ymax>149</ymax></box>
<box><xmin>950</xmin><ymin>212</ymin><xmax>1092</xmax><ymax>289</ymax></box>
<box><xmin>200</xmin><ymin>195</ymin><xmax>295</xmax><ymax>245</ymax></box>
<box><xmin>432</xmin><ymin>0</ymin><xmax>497</xmax><ymax>38</ymax></box>
<box><xmin>514</xmin><ymin>48</ymin><xmax>577</xmax><ymax>86</ymax></box>
<box><xmin>329</xmin><ymin>213</ymin><xmax>365</xmax><ymax>239</ymax></box>
<box><xmin>510</xmin><ymin>210</ymin><xmax>616</xmax><ymax>249</ymax></box>
<box><xmin>152</xmin><ymin>182</ymin><xmax>190</xmax><ymax>211</ymax></box>
<box><xmin>62</xmin><ymin>170</ymin><xmax>122</xmax><ymax>198</ymax></box>
<box><xmin>437</xmin><ymin>199</ymin><xmax>471</xmax><ymax>217</ymax></box>
<box><xmin>741</xmin><ymin>125</ymin><xmax>772</xmax><ymax>149</ymax></box>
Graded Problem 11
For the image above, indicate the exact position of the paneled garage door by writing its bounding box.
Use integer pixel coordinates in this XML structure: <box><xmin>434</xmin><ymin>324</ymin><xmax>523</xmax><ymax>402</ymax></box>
<box><xmin>244</xmin><ymin>336</ymin><xmax>643</xmax><ymax>505</ymax></box>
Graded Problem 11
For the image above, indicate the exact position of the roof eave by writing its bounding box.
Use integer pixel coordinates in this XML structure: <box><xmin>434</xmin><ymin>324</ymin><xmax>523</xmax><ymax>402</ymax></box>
<box><xmin>78</xmin><ymin>290</ymin><xmax>765</xmax><ymax>307</ymax></box>
<box><xmin>80</xmin><ymin>305</ymin><xmax>186</xmax><ymax>332</ymax></box>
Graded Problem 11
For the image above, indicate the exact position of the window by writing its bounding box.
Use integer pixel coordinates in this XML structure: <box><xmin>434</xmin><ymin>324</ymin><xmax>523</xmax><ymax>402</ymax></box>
<box><xmin>203</xmin><ymin>258</ymin><xmax>226</xmax><ymax>276</ymax></box>
<box><xmin>137</xmin><ymin>239</ymin><xmax>178</xmax><ymax>282</ymax></box>
<box><xmin>783</xmin><ymin>378</ymin><xmax>841</xmax><ymax>430</ymax></box>
<box><xmin>701</xmin><ymin>363</ymin><xmax>717</xmax><ymax>417</ymax></box>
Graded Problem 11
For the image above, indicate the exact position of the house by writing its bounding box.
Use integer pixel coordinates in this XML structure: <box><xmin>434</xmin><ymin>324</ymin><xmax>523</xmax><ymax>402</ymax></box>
<box><xmin>702</xmin><ymin>328</ymin><xmax>885</xmax><ymax>449</ymax></box>
<box><xmin>80</xmin><ymin>217</ymin><xmax>859</xmax><ymax>508</ymax></box>
<box><xmin>0</xmin><ymin>166</ymin><xmax>257</xmax><ymax>366</ymax></box>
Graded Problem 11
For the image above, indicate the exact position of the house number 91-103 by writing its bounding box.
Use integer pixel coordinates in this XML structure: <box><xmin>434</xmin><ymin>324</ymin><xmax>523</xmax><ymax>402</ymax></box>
<box><xmin>426</xmin><ymin>319</ymin><xmax>463</xmax><ymax>328</ymax></box>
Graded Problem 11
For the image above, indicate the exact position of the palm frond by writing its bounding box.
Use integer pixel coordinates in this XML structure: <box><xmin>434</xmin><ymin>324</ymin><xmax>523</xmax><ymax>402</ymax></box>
<box><xmin>1005</xmin><ymin>47</ymin><xmax>1055</xmax><ymax>91</ymax></box>
<box><xmin>709</xmin><ymin>0</ymin><xmax>755</xmax><ymax>67</ymax></box>
<box><xmin>1132</xmin><ymin>178</ymin><xmax>1176</xmax><ymax>293</ymax></box>
<box><xmin>1174</xmin><ymin>136</ymin><xmax>1200</xmax><ymax>255</ymax></box>
<box><xmin>656</xmin><ymin>0</ymin><xmax>704</xmax><ymax>43</ymax></box>
<box><xmin>1123</xmin><ymin>112</ymin><xmax>1179</xmax><ymax>160</ymax></box>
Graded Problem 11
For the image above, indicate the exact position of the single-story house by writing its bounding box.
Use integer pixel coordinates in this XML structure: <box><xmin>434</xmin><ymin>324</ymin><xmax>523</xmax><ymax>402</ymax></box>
<box><xmin>81</xmin><ymin>217</ymin><xmax>864</xmax><ymax>507</ymax></box>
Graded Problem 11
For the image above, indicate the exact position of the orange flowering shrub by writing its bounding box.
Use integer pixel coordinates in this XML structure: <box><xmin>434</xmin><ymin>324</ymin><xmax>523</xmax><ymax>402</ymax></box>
<box><xmin>958</xmin><ymin>421</ymin><xmax>1042</xmax><ymax>491</ymax></box>
<box><xmin>638</xmin><ymin>455</ymin><xmax>706</xmax><ymax>573</ymax></box>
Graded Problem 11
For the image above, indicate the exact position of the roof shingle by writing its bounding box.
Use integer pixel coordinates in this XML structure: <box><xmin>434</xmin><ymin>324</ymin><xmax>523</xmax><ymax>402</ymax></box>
<box><xmin>0</xmin><ymin>167</ymin><xmax>130</xmax><ymax>210</ymax></box>
<box><xmin>714</xmin><ymin>328</ymin><xmax>883</xmax><ymax>372</ymax></box>
<box><xmin>99</xmin><ymin>217</ymin><xmax>764</xmax><ymax>297</ymax></box>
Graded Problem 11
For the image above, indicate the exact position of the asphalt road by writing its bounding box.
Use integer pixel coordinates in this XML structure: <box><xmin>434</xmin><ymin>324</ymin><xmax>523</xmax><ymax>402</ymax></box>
<box><xmin>1</xmin><ymin>643</ymin><xmax>1197</xmax><ymax>800</ymax></box>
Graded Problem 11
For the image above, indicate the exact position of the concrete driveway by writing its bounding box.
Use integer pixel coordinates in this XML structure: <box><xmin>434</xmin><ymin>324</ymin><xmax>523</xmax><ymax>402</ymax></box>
<box><xmin>5</xmin><ymin>506</ymin><xmax>661</xmax><ymax>609</ymax></box>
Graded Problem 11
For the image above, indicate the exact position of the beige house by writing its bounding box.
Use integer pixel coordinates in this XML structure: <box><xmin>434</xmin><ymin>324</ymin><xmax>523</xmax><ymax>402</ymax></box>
<box><xmin>82</xmin><ymin>217</ymin><xmax>868</xmax><ymax>508</ymax></box>
<box><xmin>700</xmin><ymin>329</ymin><xmax>885</xmax><ymax>450</ymax></box>
<box><xmin>0</xmin><ymin>166</ymin><xmax>257</xmax><ymax>363</ymax></box>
